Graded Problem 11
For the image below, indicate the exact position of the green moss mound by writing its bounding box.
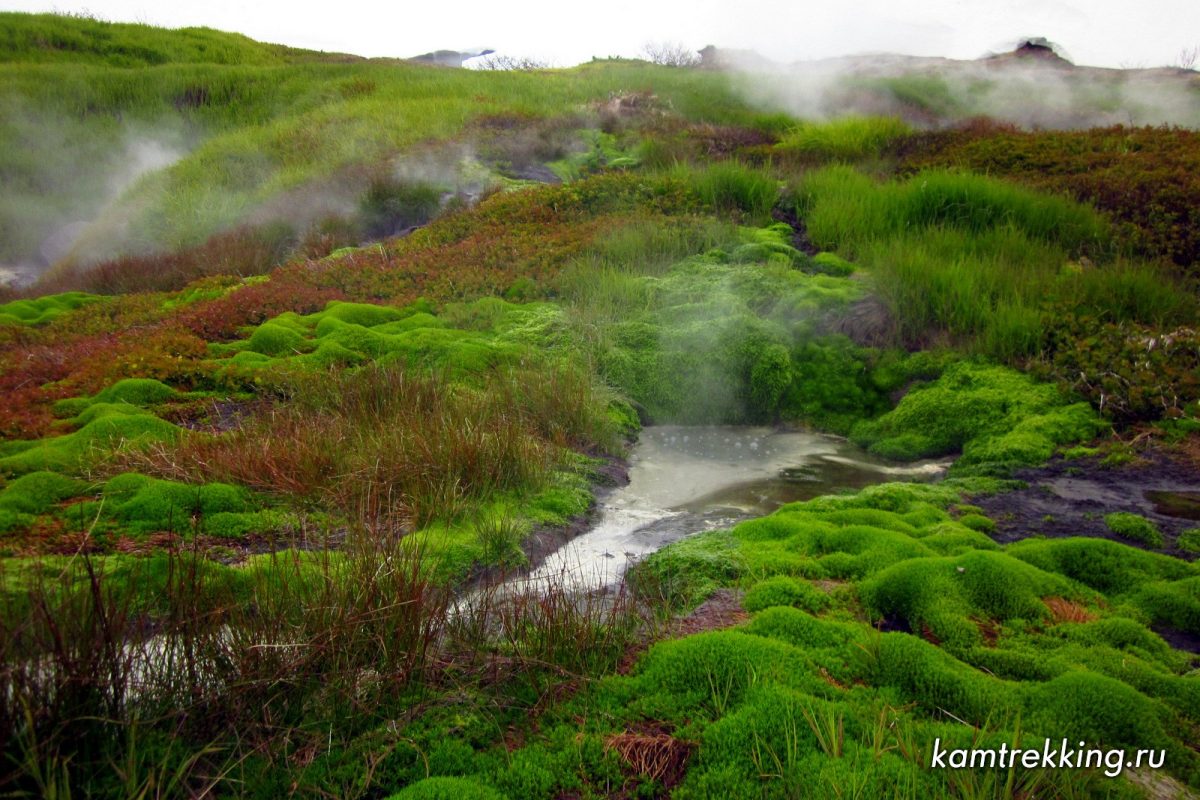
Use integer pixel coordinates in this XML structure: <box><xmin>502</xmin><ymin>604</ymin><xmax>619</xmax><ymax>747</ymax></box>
<box><xmin>611</xmin><ymin>478</ymin><xmax>1199</xmax><ymax>790</ymax></box>
<box><xmin>1104</xmin><ymin>512</ymin><xmax>1165</xmax><ymax>549</ymax></box>
<box><xmin>0</xmin><ymin>291</ymin><xmax>100</xmax><ymax>326</ymax></box>
<box><xmin>850</xmin><ymin>362</ymin><xmax>1104</xmax><ymax>464</ymax></box>
<box><xmin>860</xmin><ymin>550</ymin><xmax>1077</xmax><ymax>650</ymax></box>
<box><xmin>0</xmin><ymin>471</ymin><xmax>90</xmax><ymax>533</ymax></box>
<box><xmin>102</xmin><ymin>472</ymin><xmax>277</xmax><ymax>537</ymax></box>
<box><xmin>1024</xmin><ymin>672</ymin><xmax>1170</xmax><ymax>748</ymax></box>
<box><xmin>247</xmin><ymin>322</ymin><xmax>313</xmax><ymax>357</ymax></box>
<box><xmin>1008</xmin><ymin>537</ymin><xmax>1192</xmax><ymax>594</ymax></box>
<box><xmin>53</xmin><ymin>379</ymin><xmax>188</xmax><ymax>423</ymax></box>
<box><xmin>0</xmin><ymin>410</ymin><xmax>181</xmax><ymax>476</ymax></box>
<box><xmin>219</xmin><ymin>298</ymin><xmax>538</xmax><ymax>378</ymax></box>
<box><xmin>577</xmin><ymin>227</ymin><xmax>877</xmax><ymax>426</ymax></box>
<box><xmin>742</xmin><ymin>575</ymin><xmax>830</xmax><ymax>613</ymax></box>
<box><xmin>1181</xmin><ymin>528</ymin><xmax>1200</xmax><ymax>554</ymax></box>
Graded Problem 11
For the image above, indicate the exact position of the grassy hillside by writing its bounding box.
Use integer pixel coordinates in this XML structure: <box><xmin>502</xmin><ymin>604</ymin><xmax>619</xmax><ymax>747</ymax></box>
<box><xmin>0</xmin><ymin>11</ymin><xmax>301</xmax><ymax>66</ymax></box>
<box><xmin>0</xmin><ymin>13</ymin><xmax>768</xmax><ymax>277</ymax></box>
<box><xmin>1</xmin><ymin>14</ymin><xmax>1199</xmax><ymax>800</ymax></box>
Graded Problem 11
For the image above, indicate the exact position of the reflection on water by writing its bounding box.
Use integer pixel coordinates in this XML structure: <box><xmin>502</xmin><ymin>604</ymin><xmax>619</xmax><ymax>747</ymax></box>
<box><xmin>519</xmin><ymin>425</ymin><xmax>948</xmax><ymax>590</ymax></box>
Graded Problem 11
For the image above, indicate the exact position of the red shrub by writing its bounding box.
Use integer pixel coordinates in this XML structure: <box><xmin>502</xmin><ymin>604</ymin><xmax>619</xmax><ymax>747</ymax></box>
<box><xmin>29</xmin><ymin>224</ymin><xmax>297</xmax><ymax>297</ymax></box>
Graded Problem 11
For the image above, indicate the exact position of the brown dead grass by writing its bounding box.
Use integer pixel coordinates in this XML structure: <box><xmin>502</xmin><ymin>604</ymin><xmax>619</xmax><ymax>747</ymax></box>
<box><xmin>1043</xmin><ymin>596</ymin><xmax>1098</xmax><ymax>624</ymax></box>
<box><xmin>604</xmin><ymin>730</ymin><xmax>693</xmax><ymax>789</ymax></box>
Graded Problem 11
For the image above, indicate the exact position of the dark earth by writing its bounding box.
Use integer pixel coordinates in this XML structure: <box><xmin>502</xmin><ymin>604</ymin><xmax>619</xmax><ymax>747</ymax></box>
<box><xmin>973</xmin><ymin>448</ymin><xmax>1200</xmax><ymax>654</ymax></box>
<box><xmin>973</xmin><ymin>451</ymin><xmax>1200</xmax><ymax>558</ymax></box>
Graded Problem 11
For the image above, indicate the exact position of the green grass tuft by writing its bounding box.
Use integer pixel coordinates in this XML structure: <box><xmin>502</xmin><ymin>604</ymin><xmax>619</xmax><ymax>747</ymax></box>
<box><xmin>1104</xmin><ymin>512</ymin><xmax>1165</xmax><ymax>549</ymax></box>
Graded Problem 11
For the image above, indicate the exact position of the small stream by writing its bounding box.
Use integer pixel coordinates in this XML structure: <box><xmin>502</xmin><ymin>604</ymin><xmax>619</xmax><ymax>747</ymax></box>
<box><xmin>518</xmin><ymin>425</ymin><xmax>949</xmax><ymax>591</ymax></box>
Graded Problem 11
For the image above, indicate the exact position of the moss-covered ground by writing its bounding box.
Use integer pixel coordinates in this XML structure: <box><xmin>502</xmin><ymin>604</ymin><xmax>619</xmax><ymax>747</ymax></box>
<box><xmin>401</xmin><ymin>480</ymin><xmax>1200</xmax><ymax>798</ymax></box>
<box><xmin>1</xmin><ymin>13</ymin><xmax>1199</xmax><ymax>799</ymax></box>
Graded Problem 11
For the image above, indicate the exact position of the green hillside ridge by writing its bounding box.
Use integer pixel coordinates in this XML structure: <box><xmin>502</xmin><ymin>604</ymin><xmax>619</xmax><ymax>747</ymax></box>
<box><xmin>0</xmin><ymin>11</ymin><xmax>322</xmax><ymax>66</ymax></box>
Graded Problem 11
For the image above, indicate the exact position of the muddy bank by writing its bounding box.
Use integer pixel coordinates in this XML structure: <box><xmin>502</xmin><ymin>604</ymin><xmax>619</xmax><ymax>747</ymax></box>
<box><xmin>518</xmin><ymin>455</ymin><xmax>630</xmax><ymax>570</ymax></box>
<box><xmin>974</xmin><ymin>451</ymin><xmax>1200</xmax><ymax>559</ymax></box>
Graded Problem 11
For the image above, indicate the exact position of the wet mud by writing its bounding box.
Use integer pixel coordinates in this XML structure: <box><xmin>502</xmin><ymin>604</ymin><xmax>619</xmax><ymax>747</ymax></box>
<box><xmin>974</xmin><ymin>452</ymin><xmax>1200</xmax><ymax>559</ymax></box>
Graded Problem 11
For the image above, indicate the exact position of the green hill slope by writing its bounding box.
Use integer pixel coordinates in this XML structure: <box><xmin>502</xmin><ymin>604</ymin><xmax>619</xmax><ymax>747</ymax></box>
<box><xmin>0</xmin><ymin>11</ymin><xmax>302</xmax><ymax>66</ymax></box>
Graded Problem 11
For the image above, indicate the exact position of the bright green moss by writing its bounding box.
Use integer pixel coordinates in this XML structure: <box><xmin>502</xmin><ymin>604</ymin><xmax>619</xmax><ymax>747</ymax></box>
<box><xmin>102</xmin><ymin>472</ymin><xmax>269</xmax><ymax>537</ymax></box>
<box><xmin>0</xmin><ymin>291</ymin><xmax>101</xmax><ymax>326</ymax></box>
<box><xmin>63</xmin><ymin>401</ymin><xmax>146</xmax><ymax>427</ymax></box>
<box><xmin>742</xmin><ymin>575</ymin><xmax>830</xmax><ymax>613</ymax></box>
<box><xmin>372</xmin><ymin>312</ymin><xmax>448</xmax><ymax>335</ymax></box>
<box><xmin>734</xmin><ymin>512</ymin><xmax>834</xmax><ymax>542</ymax></box>
<box><xmin>1064</xmin><ymin>618</ymin><xmax>1179</xmax><ymax>665</ymax></box>
<box><xmin>92</xmin><ymin>378</ymin><xmax>179</xmax><ymax>406</ymax></box>
<box><xmin>810</xmin><ymin>251</ymin><xmax>855</xmax><ymax>276</ymax></box>
<box><xmin>524</xmin><ymin>477</ymin><xmax>592</xmax><ymax>525</ymax></box>
<box><xmin>0</xmin><ymin>471</ymin><xmax>89</xmax><ymax>515</ymax></box>
<box><xmin>417</xmin><ymin>336</ymin><xmax>514</xmax><ymax>373</ymax></box>
<box><xmin>291</xmin><ymin>339</ymin><xmax>365</xmax><ymax>369</ymax></box>
<box><xmin>52</xmin><ymin>379</ymin><xmax>182</xmax><ymax>422</ymax></box>
<box><xmin>875</xmin><ymin>633</ymin><xmax>1016</xmax><ymax>723</ymax></box>
<box><xmin>1023</xmin><ymin>672</ymin><xmax>1169</xmax><ymax>749</ymax></box>
<box><xmin>1130</xmin><ymin>577</ymin><xmax>1200</xmax><ymax>635</ymax></box>
<box><xmin>1104</xmin><ymin>512</ymin><xmax>1165</xmax><ymax>549</ymax></box>
<box><xmin>629</xmin><ymin>530</ymin><xmax>743</xmax><ymax>609</ymax></box>
<box><xmin>574</xmin><ymin>236</ymin><xmax>873</xmax><ymax>426</ymax></box>
<box><xmin>815</xmin><ymin>525</ymin><xmax>938</xmax><ymax>578</ymax></box>
<box><xmin>792</xmin><ymin>479</ymin><xmax>975</xmax><ymax>514</ymax></box>
<box><xmin>631</xmin><ymin>631</ymin><xmax>829</xmax><ymax>718</ymax></box>
<box><xmin>744</xmin><ymin>606</ymin><xmax>861</xmax><ymax>651</ymax></box>
<box><xmin>247</xmin><ymin>322</ymin><xmax>313</xmax><ymax>356</ymax></box>
<box><xmin>384</xmin><ymin>777</ymin><xmax>505</xmax><ymax>800</ymax></box>
<box><xmin>490</xmin><ymin>475</ymin><xmax>1199</xmax><ymax>793</ymax></box>
<box><xmin>227</xmin><ymin>349</ymin><xmax>273</xmax><ymax>366</ymax></box>
<box><xmin>313</xmin><ymin>300</ymin><xmax>407</xmax><ymax>328</ymax></box>
<box><xmin>314</xmin><ymin>317</ymin><xmax>393</xmax><ymax>358</ymax></box>
<box><xmin>1008</xmin><ymin>537</ymin><xmax>1193</xmax><ymax>594</ymax></box>
<box><xmin>851</xmin><ymin>362</ymin><xmax>1103</xmax><ymax>464</ymax></box>
<box><xmin>961</xmin><ymin>403</ymin><xmax>1103</xmax><ymax>466</ymax></box>
<box><xmin>918</xmin><ymin>522</ymin><xmax>999</xmax><ymax>554</ymax></box>
<box><xmin>50</xmin><ymin>396</ymin><xmax>91</xmax><ymax>418</ymax></box>
<box><xmin>690</xmin><ymin>684</ymin><xmax>823</xmax><ymax>782</ymax></box>
<box><xmin>259</xmin><ymin>311</ymin><xmax>312</xmax><ymax>334</ymax></box>
<box><xmin>860</xmin><ymin>550</ymin><xmax>1076</xmax><ymax>650</ymax></box>
<box><xmin>0</xmin><ymin>412</ymin><xmax>180</xmax><ymax>475</ymax></box>
<box><xmin>1181</xmin><ymin>528</ymin><xmax>1200</xmax><ymax>554</ymax></box>
<box><xmin>956</xmin><ymin>513</ymin><xmax>995</xmax><ymax>533</ymax></box>
<box><xmin>814</xmin><ymin>507</ymin><xmax>920</xmax><ymax>534</ymax></box>
<box><xmin>200</xmin><ymin>510</ymin><xmax>286</xmax><ymax>539</ymax></box>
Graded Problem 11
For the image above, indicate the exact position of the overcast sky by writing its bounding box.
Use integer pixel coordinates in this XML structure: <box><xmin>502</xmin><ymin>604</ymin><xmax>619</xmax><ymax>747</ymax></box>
<box><xmin>3</xmin><ymin>0</ymin><xmax>1199</xmax><ymax>69</ymax></box>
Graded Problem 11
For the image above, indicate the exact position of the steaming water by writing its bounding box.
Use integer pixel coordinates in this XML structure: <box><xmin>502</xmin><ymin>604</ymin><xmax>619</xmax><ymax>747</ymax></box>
<box><xmin>517</xmin><ymin>425</ymin><xmax>948</xmax><ymax>592</ymax></box>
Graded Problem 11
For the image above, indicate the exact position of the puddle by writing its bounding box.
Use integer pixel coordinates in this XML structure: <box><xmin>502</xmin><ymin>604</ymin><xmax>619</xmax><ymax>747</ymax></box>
<box><xmin>1145</xmin><ymin>490</ymin><xmax>1200</xmax><ymax>521</ymax></box>
<box><xmin>516</xmin><ymin>425</ymin><xmax>948</xmax><ymax>591</ymax></box>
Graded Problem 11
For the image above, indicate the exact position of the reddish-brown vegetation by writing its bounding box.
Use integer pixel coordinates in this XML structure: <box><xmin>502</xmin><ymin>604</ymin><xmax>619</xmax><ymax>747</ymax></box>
<box><xmin>30</xmin><ymin>224</ymin><xmax>299</xmax><ymax>297</ymax></box>
<box><xmin>894</xmin><ymin>122</ymin><xmax>1200</xmax><ymax>272</ymax></box>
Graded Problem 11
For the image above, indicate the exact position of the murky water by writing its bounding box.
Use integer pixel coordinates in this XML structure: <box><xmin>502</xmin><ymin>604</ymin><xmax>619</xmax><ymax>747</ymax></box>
<box><xmin>518</xmin><ymin>425</ymin><xmax>948</xmax><ymax>591</ymax></box>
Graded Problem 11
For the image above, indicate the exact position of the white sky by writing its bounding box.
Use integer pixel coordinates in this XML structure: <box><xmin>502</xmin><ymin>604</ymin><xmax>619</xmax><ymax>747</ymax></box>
<box><xmin>3</xmin><ymin>0</ymin><xmax>1199</xmax><ymax>69</ymax></box>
